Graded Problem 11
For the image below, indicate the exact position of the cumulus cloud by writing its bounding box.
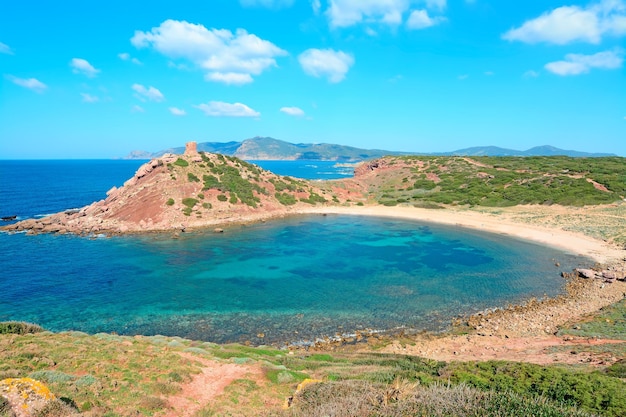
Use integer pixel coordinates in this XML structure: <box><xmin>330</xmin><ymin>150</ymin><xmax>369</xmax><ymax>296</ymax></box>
<box><xmin>280</xmin><ymin>106</ymin><xmax>305</xmax><ymax>116</ymax></box>
<box><xmin>132</xmin><ymin>84</ymin><xmax>165</xmax><ymax>102</ymax></box>
<box><xmin>407</xmin><ymin>9</ymin><xmax>446</xmax><ymax>29</ymax></box>
<box><xmin>169</xmin><ymin>107</ymin><xmax>187</xmax><ymax>116</ymax></box>
<box><xmin>118</xmin><ymin>52</ymin><xmax>142</xmax><ymax>65</ymax></box>
<box><xmin>327</xmin><ymin>0</ymin><xmax>408</xmax><ymax>27</ymax></box>
<box><xmin>204</xmin><ymin>72</ymin><xmax>254</xmax><ymax>85</ymax></box>
<box><xmin>6</xmin><ymin>75</ymin><xmax>47</xmax><ymax>93</ymax></box>
<box><xmin>545</xmin><ymin>48</ymin><xmax>623</xmax><ymax>75</ymax></box>
<box><xmin>325</xmin><ymin>0</ymin><xmax>447</xmax><ymax>28</ymax></box>
<box><xmin>131</xmin><ymin>19</ymin><xmax>287</xmax><ymax>84</ymax></box>
<box><xmin>240</xmin><ymin>0</ymin><xmax>294</xmax><ymax>8</ymax></box>
<box><xmin>503</xmin><ymin>0</ymin><xmax>626</xmax><ymax>44</ymax></box>
<box><xmin>424</xmin><ymin>0</ymin><xmax>447</xmax><ymax>11</ymax></box>
<box><xmin>70</xmin><ymin>58</ymin><xmax>100</xmax><ymax>77</ymax></box>
<box><xmin>195</xmin><ymin>101</ymin><xmax>260</xmax><ymax>117</ymax></box>
<box><xmin>0</xmin><ymin>42</ymin><xmax>13</xmax><ymax>55</ymax></box>
<box><xmin>81</xmin><ymin>93</ymin><xmax>99</xmax><ymax>103</ymax></box>
<box><xmin>298</xmin><ymin>48</ymin><xmax>354</xmax><ymax>83</ymax></box>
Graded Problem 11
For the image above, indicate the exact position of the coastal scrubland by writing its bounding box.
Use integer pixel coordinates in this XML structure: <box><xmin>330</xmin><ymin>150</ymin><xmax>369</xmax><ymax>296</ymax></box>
<box><xmin>2</xmin><ymin>152</ymin><xmax>626</xmax><ymax>416</ymax></box>
<box><xmin>1</xmin><ymin>308</ymin><xmax>626</xmax><ymax>417</ymax></box>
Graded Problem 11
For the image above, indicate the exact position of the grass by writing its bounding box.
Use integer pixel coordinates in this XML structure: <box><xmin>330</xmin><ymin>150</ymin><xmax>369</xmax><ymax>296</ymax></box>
<box><xmin>368</xmin><ymin>155</ymin><xmax>626</xmax><ymax>207</ymax></box>
<box><xmin>558</xmin><ymin>299</ymin><xmax>626</xmax><ymax>340</ymax></box>
<box><xmin>1</xmin><ymin>318</ymin><xmax>625</xmax><ymax>416</ymax></box>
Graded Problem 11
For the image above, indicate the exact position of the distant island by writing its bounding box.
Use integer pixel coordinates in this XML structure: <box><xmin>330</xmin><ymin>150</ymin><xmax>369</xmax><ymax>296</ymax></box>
<box><xmin>124</xmin><ymin>136</ymin><xmax>615</xmax><ymax>161</ymax></box>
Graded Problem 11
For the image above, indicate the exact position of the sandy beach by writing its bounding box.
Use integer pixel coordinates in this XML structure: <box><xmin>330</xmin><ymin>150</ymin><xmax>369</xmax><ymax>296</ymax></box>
<box><xmin>298</xmin><ymin>204</ymin><xmax>624</xmax><ymax>264</ymax></box>
<box><xmin>292</xmin><ymin>204</ymin><xmax>626</xmax><ymax>365</ymax></box>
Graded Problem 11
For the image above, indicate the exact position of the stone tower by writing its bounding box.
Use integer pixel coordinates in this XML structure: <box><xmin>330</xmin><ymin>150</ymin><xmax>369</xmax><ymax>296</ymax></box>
<box><xmin>184</xmin><ymin>141</ymin><xmax>198</xmax><ymax>155</ymax></box>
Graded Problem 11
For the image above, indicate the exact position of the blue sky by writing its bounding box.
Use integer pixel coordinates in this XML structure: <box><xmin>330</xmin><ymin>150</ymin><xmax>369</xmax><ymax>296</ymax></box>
<box><xmin>1</xmin><ymin>0</ymin><xmax>625</xmax><ymax>158</ymax></box>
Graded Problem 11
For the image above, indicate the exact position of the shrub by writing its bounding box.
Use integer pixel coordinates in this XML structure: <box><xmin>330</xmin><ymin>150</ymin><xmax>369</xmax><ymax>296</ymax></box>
<box><xmin>173</xmin><ymin>158</ymin><xmax>188</xmax><ymax>167</ymax></box>
<box><xmin>187</xmin><ymin>172</ymin><xmax>200</xmax><ymax>182</ymax></box>
<box><xmin>0</xmin><ymin>322</ymin><xmax>43</xmax><ymax>335</ymax></box>
<box><xmin>182</xmin><ymin>198</ymin><xmax>198</xmax><ymax>209</ymax></box>
<box><xmin>217</xmin><ymin>194</ymin><xmax>228</xmax><ymax>202</ymax></box>
<box><xmin>275</xmin><ymin>192</ymin><xmax>297</xmax><ymax>206</ymax></box>
<box><xmin>166</xmin><ymin>198</ymin><xmax>175</xmax><ymax>206</ymax></box>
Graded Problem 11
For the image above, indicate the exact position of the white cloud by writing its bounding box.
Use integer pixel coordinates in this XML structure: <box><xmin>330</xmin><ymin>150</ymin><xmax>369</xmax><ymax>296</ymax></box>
<box><xmin>169</xmin><ymin>107</ymin><xmax>187</xmax><ymax>116</ymax></box>
<box><xmin>365</xmin><ymin>27</ymin><xmax>379</xmax><ymax>36</ymax></box>
<box><xmin>81</xmin><ymin>93</ymin><xmax>99</xmax><ymax>103</ymax></box>
<box><xmin>458</xmin><ymin>74</ymin><xmax>469</xmax><ymax>80</ymax></box>
<box><xmin>523</xmin><ymin>70</ymin><xmax>540</xmax><ymax>78</ymax></box>
<box><xmin>132</xmin><ymin>84</ymin><xmax>165</xmax><ymax>102</ymax></box>
<box><xmin>312</xmin><ymin>0</ymin><xmax>321</xmax><ymax>14</ymax></box>
<box><xmin>484</xmin><ymin>71</ymin><xmax>494</xmax><ymax>76</ymax></box>
<box><xmin>503</xmin><ymin>0</ymin><xmax>626</xmax><ymax>45</ymax></box>
<box><xmin>204</xmin><ymin>72</ymin><xmax>254</xmax><ymax>85</ymax></box>
<box><xmin>424</xmin><ymin>0</ymin><xmax>447</xmax><ymax>11</ymax></box>
<box><xmin>6</xmin><ymin>75</ymin><xmax>47</xmax><ymax>93</ymax></box>
<box><xmin>298</xmin><ymin>48</ymin><xmax>354</xmax><ymax>83</ymax></box>
<box><xmin>131</xmin><ymin>19</ymin><xmax>287</xmax><ymax>84</ymax></box>
<box><xmin>545</xmin><ymin>48</ymin><xmax>623</xmax><ymax>75</ymax></box>
<box><xmin>70</xmin><ymin>58</ymin><xmax>100</xmax><ymax>78</ymax></box>
<box><xmin>0</xmin><ymin>42</ymin><xmax>13</xmax><ymax>55</ymax></box>
<box><xmin>131</xmin><ymin>105</ymin><xmax>145</xmax><ymax>113</ymax></box>
<box><xmin>326</xmin><ymin>0</ymin><xmax>409</xmax><ymax>27</ymax></box>
<box><xmin>195</xmin><ymin>101</ymin><xmax>260</xmax><ymax>117</ymax></box>
<box><xmin>119</xmin><ymin>52</ymin><xmax>142</xmax><ymax>65</ymax></box>
<box><xmin>280</xmin><ymin>106</ymin><xmax>305</xmax><ymax>116</ymax></box>
<box><xmin>240</xmin><ymin>0</ymin><xmax>294</xmax><ymax>8</ymax></box>
<box><xmin>407</xmin><ymin>9</ymin><xmax>446</xmax><ymax>29</ymax></box>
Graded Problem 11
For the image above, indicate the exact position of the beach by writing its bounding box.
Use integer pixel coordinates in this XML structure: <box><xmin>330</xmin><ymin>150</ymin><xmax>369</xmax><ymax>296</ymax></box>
<box><xmin>298</xmin><ymin>204</ymin><xmax>625</xmax><ymax>264</ymax></box>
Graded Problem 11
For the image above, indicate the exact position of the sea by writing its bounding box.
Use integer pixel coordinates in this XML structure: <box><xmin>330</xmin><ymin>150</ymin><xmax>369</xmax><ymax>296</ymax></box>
<box><xmin>0</xmin><ymin>159</ymin><xmax>591</xmax><ymax>345</ymax></box>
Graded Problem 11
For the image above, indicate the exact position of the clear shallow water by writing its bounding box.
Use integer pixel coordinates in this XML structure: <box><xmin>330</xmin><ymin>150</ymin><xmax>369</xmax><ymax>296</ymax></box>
<box><xmin>0</xmin><ymin>214</ymin><xmax>589</xmax><ymax>345</ymax></box>
<box><xmin>0</xmin><ymin>160</ymin><xmax>590</xmax><ymax>345</ymax></box>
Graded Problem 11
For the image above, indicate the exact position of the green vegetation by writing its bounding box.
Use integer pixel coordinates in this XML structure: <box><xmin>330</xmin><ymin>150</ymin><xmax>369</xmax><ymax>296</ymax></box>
<box><xmin>558</xmin><ymin>299</ymin><xmax>626</xmax><ymax>340</ymax></box>
<box><xmin>217</xmin><ymin>194</ymin><xmax>228</xmax><ymax>202</ymax></box>
<box><xmin>182</xmin><ymin>198</ymin><xmax>198</xmax><ymax>209</ymax></box>
<box><xmin>165</xmin><ymin>198</ymin><xmax>175</xmax><ymax>206</ymax></box>
<box><xmin>275</xmin><ymin>192</ymin><xmax>297</xmax><ymax>206</ymax></box>
<box><xmin>375</xmin><ymin>156</ymin><xmax>626</xmax><ymax>207</ymax></box>
<box><xmin>187</xmin><ymin>172</ymin><xmax>200</xmax><ymax>182</ymax></box>
<box><xmin>300</xmin><ymin>192</ymin><xmax>327</xmax><ymax>205</ymax></box>
<box><xmin>173</xmin><ymin>158</ymin><xmax>189</xmax><ymax>167</ymax></box>
<box><xmin>0</xmin><ymin>321</ymin><xmax>43</xmax><ymax>335</ymax></box>
<box><xmin>2</xmin><ymin>312</ymin><xmax>625</xmax><ymax>417</ymax></box>
<box><xmin>181</xmin><ymin>198</ymin><xmax>198</xmax><ymax>216</ymax></box>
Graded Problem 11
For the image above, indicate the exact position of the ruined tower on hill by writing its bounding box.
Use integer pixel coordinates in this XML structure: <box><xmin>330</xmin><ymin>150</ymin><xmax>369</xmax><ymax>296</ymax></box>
<box><xmin>184</xmin><ymin>141</ymin><xmax>198</xmax><ymax>156</ymax></box>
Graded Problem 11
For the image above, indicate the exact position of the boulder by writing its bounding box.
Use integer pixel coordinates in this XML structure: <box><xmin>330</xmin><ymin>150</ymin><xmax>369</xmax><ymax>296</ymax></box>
<box><xmin>0</xmin><ymin>378</ymin><xmax>55</xmax><ymax>417</ymax></box>
<box><xmin>575</xmin><ymin>268</ymin><xmax>597</xmax><ymax>279</ymax></box>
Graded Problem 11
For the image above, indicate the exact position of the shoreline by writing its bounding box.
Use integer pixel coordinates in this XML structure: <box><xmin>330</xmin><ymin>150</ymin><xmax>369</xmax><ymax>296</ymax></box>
<box><xmin>296</xmin><ymin>204</ymin><xmax>625</xmax><ymax>265</ymax></box>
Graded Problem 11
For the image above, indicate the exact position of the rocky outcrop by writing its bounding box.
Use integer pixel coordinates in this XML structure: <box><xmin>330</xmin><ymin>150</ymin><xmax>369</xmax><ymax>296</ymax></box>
<box><xmin>575</xmin><ymin>266</ymin><xmax>626</xmax><ymax>282</ymax></box>
<box><xmin>1</xmin><ymin>143</ymin><xmax>342</xmax><ymax>236</ymax></box>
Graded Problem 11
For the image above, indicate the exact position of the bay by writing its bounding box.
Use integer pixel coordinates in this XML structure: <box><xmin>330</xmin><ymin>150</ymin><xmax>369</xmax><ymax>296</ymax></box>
<box><xmin>0</xmin><ymin>160</ymin><xmax>590</xmax><ymax>345</ymax></box>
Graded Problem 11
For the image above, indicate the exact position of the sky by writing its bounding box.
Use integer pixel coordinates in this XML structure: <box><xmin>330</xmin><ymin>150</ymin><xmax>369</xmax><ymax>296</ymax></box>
<box><xmin>1</xmin><ymin>0</ymin><xmax>625</xmax><ymax>159</ymax></box>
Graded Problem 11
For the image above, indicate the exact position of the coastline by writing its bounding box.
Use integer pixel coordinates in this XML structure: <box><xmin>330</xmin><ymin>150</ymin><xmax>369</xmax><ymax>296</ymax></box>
<box><xmin>297</xmin><ymin>204</ymin><xmax>625</xmax><ymax>265</ymax></box>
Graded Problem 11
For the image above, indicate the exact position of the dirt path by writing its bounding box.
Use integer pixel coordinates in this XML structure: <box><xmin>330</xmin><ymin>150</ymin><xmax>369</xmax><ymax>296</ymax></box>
<box><xmin>160</xmin><ymin>353</ymin><xmax>264</xmax><ymax>417</ymax></box>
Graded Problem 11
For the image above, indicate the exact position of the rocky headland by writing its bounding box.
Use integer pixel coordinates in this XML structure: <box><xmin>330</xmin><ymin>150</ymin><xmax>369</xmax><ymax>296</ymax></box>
<box><xmin>1</xmin><ymin>142</ymin><xmax>360</xmax><ymax>236</ymax></box>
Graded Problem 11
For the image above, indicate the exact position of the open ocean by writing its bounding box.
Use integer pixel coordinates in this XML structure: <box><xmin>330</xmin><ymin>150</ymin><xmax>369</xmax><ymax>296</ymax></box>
<box><xmin>0</xmin><ymin>160</ymin><xmax>591</xmax><ymax>345</ymax></box>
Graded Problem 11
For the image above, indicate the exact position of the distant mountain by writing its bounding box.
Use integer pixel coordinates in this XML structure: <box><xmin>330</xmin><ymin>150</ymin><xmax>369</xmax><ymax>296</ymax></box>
<box><xmin>445</xmin><ymin>145</ymin><xmax>615</xmax><ymax>157</ymax></box>
<box><xmin>125</xmin><ymin>137</ymin><xmax>406</xmax><ymax>161</ymax></box>
<box><xmin>124</xmin><ymin>138</ymin><xmax>615</xmax><ymax>160</ymax></box>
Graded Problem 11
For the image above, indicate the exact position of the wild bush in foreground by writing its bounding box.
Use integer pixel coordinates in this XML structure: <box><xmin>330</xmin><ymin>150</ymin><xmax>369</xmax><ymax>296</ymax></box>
<box><xmin>0</xmin><ymin>322</ymin><xmax>43</xmax><ymax>335</ymax></box>
<box><xmin>274</xmin><ymin>381</ymin><xmax>597</xmax><ymax>417</ymax></box>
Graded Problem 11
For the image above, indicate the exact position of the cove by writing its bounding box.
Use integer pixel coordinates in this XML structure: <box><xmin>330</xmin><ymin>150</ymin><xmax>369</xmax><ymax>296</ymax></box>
<box><xmin>0</xmin><ymin>214</ymin><xmax>590</xmax><ymax>345</ymax></box>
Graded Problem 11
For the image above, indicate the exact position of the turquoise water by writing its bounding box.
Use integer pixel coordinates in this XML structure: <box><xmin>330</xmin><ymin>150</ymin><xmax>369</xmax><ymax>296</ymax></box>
<box><xmin>0</xmin><ymin>212</ymin><xmax>589</xmax><ymax>345</ymax></box>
